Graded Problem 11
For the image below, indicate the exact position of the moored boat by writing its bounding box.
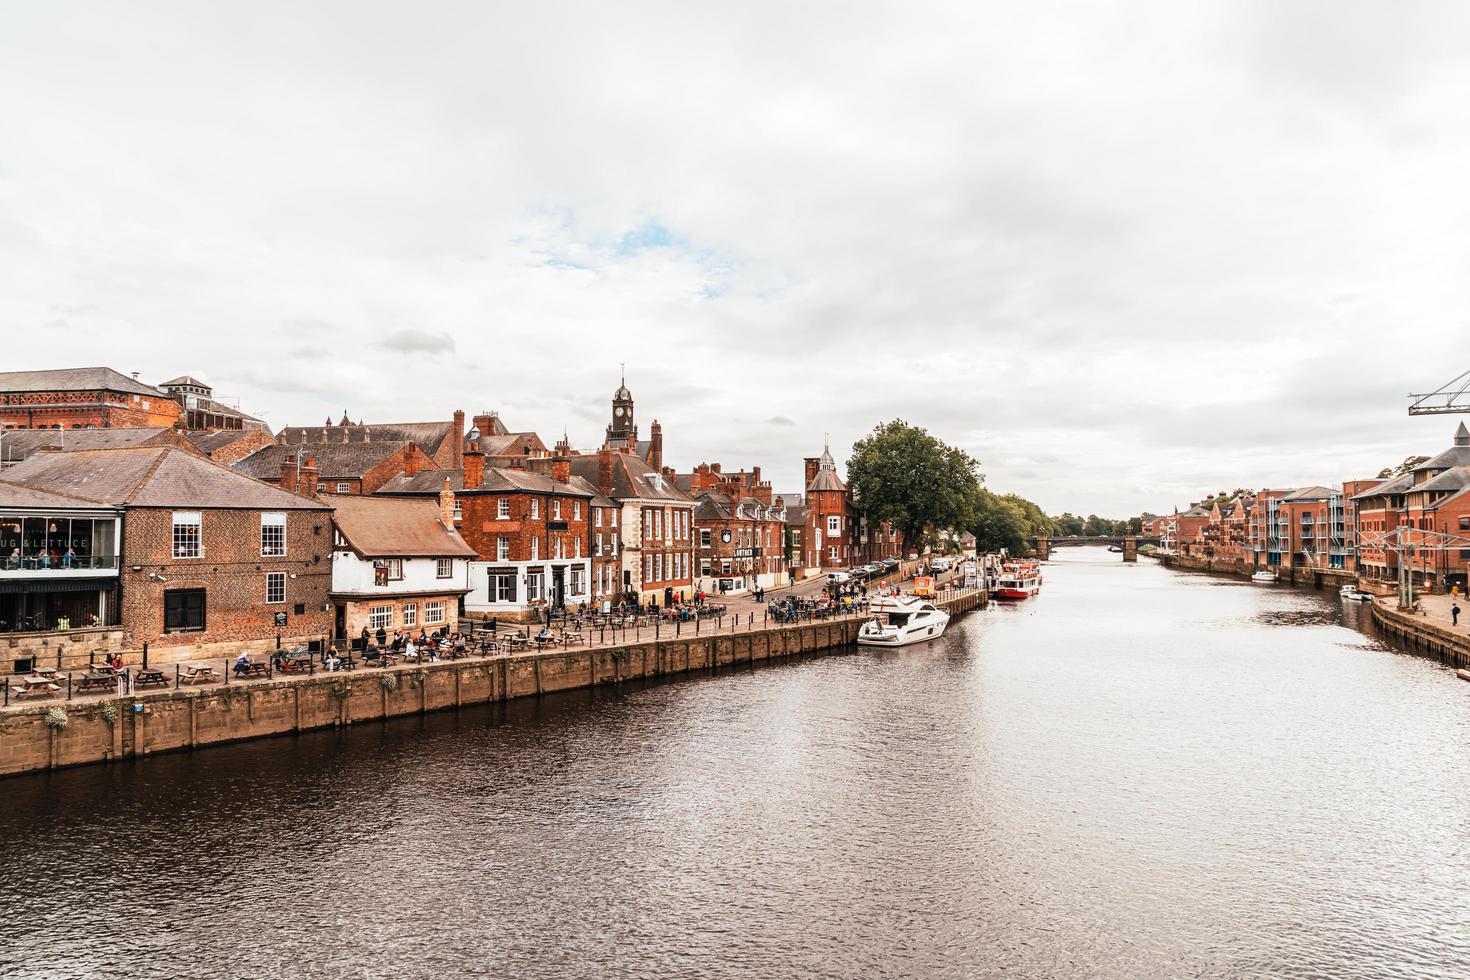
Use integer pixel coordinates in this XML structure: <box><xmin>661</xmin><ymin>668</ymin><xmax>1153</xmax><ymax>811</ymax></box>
<box><xmin>857</xmin><ymin>595</ymin><xmax>951</xmax><ymax>646</ymax></box>
<box><xmin>1251</xmin><ymin>570</ymin><xmax>1278</xmax><ymax>584</ymax></box>
<box><xmin>992</xmin><ymin>561</ymin><xmax>1042</xmax><ymax>600</ymax></box>
<box><xmin>1338</xmin><ymin>585</ymin><xmax>1372</xmax><ymax>602</ymax></box>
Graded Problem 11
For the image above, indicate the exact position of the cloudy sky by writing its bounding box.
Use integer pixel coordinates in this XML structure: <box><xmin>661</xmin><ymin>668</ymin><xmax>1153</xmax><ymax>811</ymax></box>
<box><xmin>4</xmin><ymin>1</ymin><xmax>1470</xmax><ymax>515</ymax></box>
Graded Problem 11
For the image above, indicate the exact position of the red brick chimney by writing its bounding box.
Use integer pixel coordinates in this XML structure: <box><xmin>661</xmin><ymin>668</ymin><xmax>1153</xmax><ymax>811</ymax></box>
<box><xmin>649</xmin><ymin>419</ymin><xmax>663</xmax><ymax>470</ymax></box>
<box><xmin>279</xmin><ymin>457</ymin><xmax>298</xmax><ymax>494</ymax></box>
<box><xmin>804</xmin><ymin>457</ymin><xmax>819</xmax><ymax>489</ymax></box>
<box><xmin>552</xmin><ymin>456</ymin><xmax>570</xmax><ymax>484</ymax></box>
<box><xmin>597</xmin><ymin>448</ymin><xmax>615</xmax><ymax>496</ymax></box>
<box><xmin>404</xmin><ymin>451</ymin><xmax>422</xmax><ymax>478</ymax></box>
<box><xmin>464</xmin><ymin>444</ymin><xmax>485</xmax><ymax>491</ymax></box>
<box><xmin>299</xmin><ymin>458</ymin><xmax>319</xmax><ymax>498</ymax></box>
<box><xmin>439</xmin><ymin>478</ymin><xmax>455</xmax><ymax>528</ymax></box>
<box><xmin>452</xmin><ymin>409</ymin><xmax>465</xmax><ymax>470</ymax></box>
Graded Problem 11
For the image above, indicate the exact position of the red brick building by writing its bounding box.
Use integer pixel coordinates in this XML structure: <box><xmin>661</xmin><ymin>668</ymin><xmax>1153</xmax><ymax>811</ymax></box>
<box><xmin>235</xmin><ymin>442</ymin><xmax>439</xmax><ymax>497</ymax></box>
<box><xmin>278</xmin><ymin>412</ymin><xmax>466</xmax><ymax>470</ymax></box>
<box><xmin>801</xmin><ymin>442</ymin><xmax>860</xmax><ymax>572</ymax></box>
<box><xmin>681</xmin><ymin>462</ymin><xmax>788</xmax><ymax>592</ymax></box>
<box><xmin>1</xmin><ymin>445</ymin><xmax>334</xmax><ymax>661</ymax></box>
<box><xmin>0</xmin><ymin>367</ymin><xmax>184</xmax><ymax>430</ymax></box>
<box><xmin>1357</xmin><ymin>422</ymin><xmax>1470</xmax><ymax>592</ymax></box>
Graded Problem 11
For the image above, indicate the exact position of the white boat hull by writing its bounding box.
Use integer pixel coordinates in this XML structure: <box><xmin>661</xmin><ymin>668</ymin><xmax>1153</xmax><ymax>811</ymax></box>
<box><xmin>857</xmin><ymin>615</ymin><xmax>949</xmax><ymax>646</ymax></box>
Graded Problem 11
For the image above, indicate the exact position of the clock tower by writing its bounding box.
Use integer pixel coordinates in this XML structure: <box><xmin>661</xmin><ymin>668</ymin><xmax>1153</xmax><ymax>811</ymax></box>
<box><xmin>605</xmin><ymin>372</ymin><xmax>637</xmax><ymax>449</ymax></box>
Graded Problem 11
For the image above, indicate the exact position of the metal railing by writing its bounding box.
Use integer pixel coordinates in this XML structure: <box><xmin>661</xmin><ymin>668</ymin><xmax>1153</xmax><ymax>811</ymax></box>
<box><xmin>0</xmin><ymin>554</ymin><xmax>120</xmax><ymax>572</ymax></box>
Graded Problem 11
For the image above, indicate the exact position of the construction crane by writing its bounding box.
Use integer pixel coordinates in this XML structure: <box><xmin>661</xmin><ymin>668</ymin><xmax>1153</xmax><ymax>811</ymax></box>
<box><xmin>1409</xmin><ymin>368</ymin><xmax>1470</xmax><ymax>415</ymax></box>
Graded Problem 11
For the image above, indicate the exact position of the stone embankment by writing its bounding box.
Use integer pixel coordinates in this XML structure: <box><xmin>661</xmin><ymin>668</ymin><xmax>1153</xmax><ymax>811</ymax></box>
<box><xmin>1156</xmin><ymin>552</ymin><xmax>1358</xmax><ymax>590</ymax></box>
<box><xmin>0</xmin><ymin>588</ymin><xmax>987</xmax><ymax>778</ymax></box>
<box><xmin>1369</xmin><ymin>599</ymin><xmax>1470</xmax><ymax>670</ymax></box>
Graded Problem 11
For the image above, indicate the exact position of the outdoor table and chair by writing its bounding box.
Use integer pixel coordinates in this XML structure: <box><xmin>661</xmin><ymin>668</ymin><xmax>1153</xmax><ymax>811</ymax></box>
<box><xmin>74</xmin><ymin>672</ymin><xmax>120</xmax><ymax>695</ymax></box>
<box><xmin>179</xmin><ymin>664</ymin><xmax>219</xmax><ymax>686</ymax></box>
<box><xmin>14</xmin><ymin>675</ymin><xmax>63</xmax><ymax>700</ymax></box>
<box><xmin>134</xmin><ymin>669</ymin><xmax>169</xmax><ymax>690</ymax></box>
<box><xmin>233</xmin><ymin>659</ymin><xmax>269</xmax><ymax>679</ymax></box>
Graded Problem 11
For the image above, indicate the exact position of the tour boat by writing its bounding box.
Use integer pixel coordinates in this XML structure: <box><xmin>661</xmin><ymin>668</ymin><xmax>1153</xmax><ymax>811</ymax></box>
<box><xmin>1338</xmin><ymin>585</ymin><xmax>1373</xmax><ymax>602</ymax></box>
<box><xmin>857</xmin><ymin>595</ymin><xmax>950</xmax><ymax>647</ymax></box>
<box><xmin>992</xmin><ymin>562</ymin><xmax>1042</xmax><ymax>600</ymax></box>
<box><xmin>1251</xmin><ymin>570</ymin><xmax>1278</xmax><ymax>584</ymax></box>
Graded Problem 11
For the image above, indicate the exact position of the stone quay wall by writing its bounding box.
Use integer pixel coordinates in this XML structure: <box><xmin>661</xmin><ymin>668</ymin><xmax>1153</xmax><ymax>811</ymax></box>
<box><xmin>1157</xmin><ymin>552</ymin><xmax>1358</xmax><ymax>590</ymax></box>
<box><xmin>1369</xmin><ymin>601</ymin><xmax>1470</xmax><ymax>670</ymax></box>
<box><xmin>0</xmin><ymin>589</ymin><xmax>987</xmax><ymax>779</ymax></box>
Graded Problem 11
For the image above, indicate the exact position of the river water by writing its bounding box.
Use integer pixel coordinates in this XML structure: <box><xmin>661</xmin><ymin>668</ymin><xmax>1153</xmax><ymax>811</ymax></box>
<box><xmin>3</xmin><ymin>549</ymin><xmax>1470</xmax><ymax>979</ymax></box>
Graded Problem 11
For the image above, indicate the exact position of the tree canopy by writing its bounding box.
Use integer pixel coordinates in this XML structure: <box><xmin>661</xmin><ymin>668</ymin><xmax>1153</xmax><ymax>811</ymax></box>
<box><xmin>846</xmin><ymin>419</ymin><xmax>984</xmax><ymax>551</ymax></box>
<box><xmin>1377</xmin><ymin>456</ymin><xmax>1429</xmax><ymax>479</ymax></box>
<box><xmin>971</xmin><ymin>490</ymin><xmax>1056</xmax><ymax>554</ymax></box>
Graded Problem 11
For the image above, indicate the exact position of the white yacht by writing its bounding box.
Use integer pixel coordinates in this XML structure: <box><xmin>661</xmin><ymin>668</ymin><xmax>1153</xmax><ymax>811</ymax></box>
<box><xmin>857</xmin><ymin>595</ymin><xmax>950</xmax><ymax>647</ymax></box>
<box><xmin>1339</xmin><ymin>585</ymin><xmax>1373</xmax><ymax>602</ymax></box>
<box><xmin>1251</xmin><ymin>570</ymin><xmax>1278</xmax><ymax>584</ymax></box>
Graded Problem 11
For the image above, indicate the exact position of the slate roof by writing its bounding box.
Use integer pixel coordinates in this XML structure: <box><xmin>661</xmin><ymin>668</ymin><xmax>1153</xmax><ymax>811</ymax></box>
<box><xmin>0</xmin><ymin>447</ymin><xmax>329</xmax><ymax>510</ymax></box>
<box><xmin>375</xmin><ymin>469</ymin><xmax>465</xmax><ymax>495</ymax></box>
<box><xmin>476</xmin><ymin>432</ymin><xmax>545</xmax><ymax>457</ymax></box>
<box><xmin>0</xmin><ymin>367</ymin><xmax>164</xmax><ymax>397</ymax></box>
<box><xmin>806</xmin><ymin>446</ymin><xmax>847</xmax><ymax>493</ymax></box>
<box><xmin>694</xmin><ymin>490</ymin><xmax>772</xmax><ymax>522</ymax></box>
<box><xmin>234</xmin><ymin>442</ymin><xmax>405</xmax><ymax>481</ymax></box>
<box><xmin>0</xmin><ymin>428</ymin><xmax>190</xmax><ymax>464</ymax></box>
<box><xmin>467</xmin><ymin>467</ymin><xmax>594</xmax><ymax>498</ymax></box>
<box><xmin>1354</xmin><ymin>473</ymin><xmax>1412</xmax><ymax>500</ymax></box>
<box><xmin>0</xmin><ymin>479</ymin><xmax>122</xmax><ymax>511</ymax></box>
<box><xmin>564</xmin><ymin>475</ymin><xmax>616</xmax><ymax>509</ymax></box>
<box><xmin>784</xmin><ymin>503</ymin><xmax>807</xmax><ymax>526</ymax></box>
<box><xmin>565</xmin><ymin>453</ymin><xmax>692</xmax><ymax>503</ymax></box>
<box><xmin>186</xmin><ymin>429</ymin><xmax>267</xmax><ymax>456</ymax></box>
<box><xmin>159</xmin><ymin>375</ymin><xmax>208</xmax><ymax>389</ymax></box>
<box><xmin>329</xmin><ymin>495</ymin><xmax>474</xmax><ymax>558</ymax></box>
<box><xmin>278</xmin><ymin>421</ymin><xmax>458</xmax><ymax>460</ymax></box>
<box><xmin>1281</xmin><ymin>486</ymin><xmax>1336</xmax><ymax>501</ymax></box>
<box><xmin>1414</xmin><ymin>465</ymin><xmax>1470</xmax><ymax>496</ymax></box>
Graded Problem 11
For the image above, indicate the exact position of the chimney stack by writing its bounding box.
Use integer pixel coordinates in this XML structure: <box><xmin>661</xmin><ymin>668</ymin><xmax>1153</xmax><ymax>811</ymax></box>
<box><xmin>404</xmin><ymin>452</ymin><xmax>422</xmax><ymax>478</ymax></box>
<box><xmin>452</xmin><ymin>409</ymin><xmax>465</xmax><ymax>469</ymax></box>
<box><xmin>597</xmin><ymin>448</ymin><xmax>615</xmax><ymax>496</ymax></box>
<box><xmin>439</xmin><ymin>478</ymin><xmax>456</xmax><ymax>529</ymax></box>
<box><xmin>299</xmin><ymin>458</ymin><xmax>319</xmax><ymax>498</ymax></box>
<box><xmin>279</xmin><ymin>457</ymin><xmax>299</xmax><ymax>495</ymax></box>
<box><xmin>649</xmin><ymin>419</ymin><xmax>663</xmax><ymax>470</ymax></box>
<box><xmin>464</xmin><ymin>444</ymin><xmax>486</xmax><ymax>491</ymax></box>
<box><xmin>804</xmin><ymin>457</ymin><xmax>819</xmax><ymax>489</ymax></box>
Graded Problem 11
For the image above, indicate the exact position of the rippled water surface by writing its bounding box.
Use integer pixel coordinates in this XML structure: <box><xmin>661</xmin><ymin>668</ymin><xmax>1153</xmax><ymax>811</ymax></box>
<box><xmin>4</xmin><ymin>550</ymin><xmax>1470</xmax><ymax>979</ymax></box>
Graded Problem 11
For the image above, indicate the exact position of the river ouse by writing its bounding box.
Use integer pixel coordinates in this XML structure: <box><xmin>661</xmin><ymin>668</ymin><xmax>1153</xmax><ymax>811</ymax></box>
<box><xmin>3</xmin><ymin>551</ymin><xmax>1469</xmax><ymax>979</ymax></box>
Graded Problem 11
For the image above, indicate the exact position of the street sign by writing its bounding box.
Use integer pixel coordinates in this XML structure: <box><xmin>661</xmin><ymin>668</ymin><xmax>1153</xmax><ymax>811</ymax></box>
<box><xmin>273</xmin><ymin>611</ymin><xmax>288</xmax><ymax>627</ymax></box>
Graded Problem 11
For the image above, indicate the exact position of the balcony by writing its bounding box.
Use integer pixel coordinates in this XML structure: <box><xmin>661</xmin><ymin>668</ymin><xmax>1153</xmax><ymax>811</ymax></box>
<box><xmin>0</xmin><ymin>554</ymin><xmax>120</xmax><ymax>575</ymax></box>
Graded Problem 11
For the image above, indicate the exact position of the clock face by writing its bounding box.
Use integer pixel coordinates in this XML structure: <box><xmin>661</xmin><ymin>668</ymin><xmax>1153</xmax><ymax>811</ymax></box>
<box><xmin>615</xmin><ymin>407</ymin><xmax>625</xmax><ymax>417</ymax></box>
<box><xmin>721</xmin><ymin>530</ymin><xmax>732</xmax><ymax>543</ymax></box>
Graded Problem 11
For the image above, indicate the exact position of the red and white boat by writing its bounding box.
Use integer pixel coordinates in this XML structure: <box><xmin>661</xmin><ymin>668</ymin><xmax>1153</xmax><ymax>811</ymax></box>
<box><xmin>992</xmin><ymin>561</ymin><xmax>1042</xmax><ymax>600</ymax></box>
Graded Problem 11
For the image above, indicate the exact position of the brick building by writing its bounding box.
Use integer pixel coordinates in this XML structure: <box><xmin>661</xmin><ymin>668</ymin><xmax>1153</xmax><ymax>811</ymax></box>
<box><xmin>1356</xmin><ymin>422</ymin><xmax>1470</xmax><ymax>591</ymax></box>
<box><xmin>277</xmin><ymin>412</ymin><xmax>465</xmax><ymax>470</ymax></box>
<box><xmin>327</xmin><ymin>490</ymin><xmax>474</xmax><ymax>640</ymax></box>
<box><xmin>0</xmin><ymin>446</ymin><xmax>334</xmax><ymax>660</ymax></box>
<box><xmin>186</xmin><ymin>428</ymin><xmax>276</xmax><ymax>466</ymax></box>
<box><xmin>157</xmin><ymin>375</ymin><xmax>269</xmax><ymax>432</ymax></box>
<box><xmin>801</xmin><ymin>441</ymin><xmax>860</xmax><ymax>572</ymax></box>
<box><xmin>681</xmin><ymin>462</ymin><xmax>787</xmax><ymax>592</ymax></box>
<box><xmin>235</xmin><ymin>442</ymin><xmax>439</xmax><ymax>497</ymax></box>
<box><xmin>0</xmin><ymin>427</ymin><xmax>205</xmax><ymax>469</ymax></box>
<box><xmin>0</xmin><ymin>367</ymin><xmax>184</xmax><ymax>430</ymax></box>
<box><xmin>567</xmin><ymin>448</ymin><xmax>694</xmax><ymax>604</ymax></box>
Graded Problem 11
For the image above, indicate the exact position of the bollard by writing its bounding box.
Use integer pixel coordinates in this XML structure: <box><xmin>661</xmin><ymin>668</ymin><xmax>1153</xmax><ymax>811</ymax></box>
<box><xmin>2</xmin><ymin>678</ymin><xmax>6</xmax><ymax>706</ymax></box>
<box><xmin>175</xmin><ymin>664</ymin><xmax>180</xmax><ymax>688</ymax></box>
<box><xmin>67</xmin><ymin>673</ymin><xmax>73</xmax><ymax>700</ymax></box>
<box><xmin>224</xmin><ymin>658</ymin><xmax>229</xmax><ymax>685</ymax></box>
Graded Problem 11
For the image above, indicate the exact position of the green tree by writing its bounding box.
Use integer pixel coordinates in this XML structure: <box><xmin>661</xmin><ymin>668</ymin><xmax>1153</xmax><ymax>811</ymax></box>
<box><xmin>846</xmin><ymin>419</ymin><xmax>985</xmax><ymax>552</ymax></box>
<box><xmin>1052</xmin><ymin>512</ymin><xmax>1085</xmax><ymax>536</ymax></box>
<box><xmin>1377</xmin><ymin>455</ymin><xmax>1430</xmax><ymax>479</ymax></box>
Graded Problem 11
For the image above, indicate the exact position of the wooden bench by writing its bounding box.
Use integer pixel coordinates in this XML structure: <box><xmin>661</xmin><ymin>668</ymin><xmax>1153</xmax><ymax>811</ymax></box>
<box><xmin>75</xmin><ymin>673</ymin><xmax>118</xmax><ymax>695</ymax></box>
<box><xmin>233</xmin><ymin>661</ymin><xmax>268</xmax><ymax>679</ymax></box>
<box><xmin>277</xmin><ymin>658</ymin><xmax>313</xmax><ymax>675</ymax></box>
<box><xmin>179</xmin><ymin>666</ymin><xmax>219</xmax><ymax>686</ymax></box>
<box><xmin>134</xmin><ymin>669</ymin><xmax>169</xmax><ymax>690</ymax></box>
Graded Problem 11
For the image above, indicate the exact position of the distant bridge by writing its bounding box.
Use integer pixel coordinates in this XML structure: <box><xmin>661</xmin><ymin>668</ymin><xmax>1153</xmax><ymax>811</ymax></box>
<box><xmin>1029</xmin><ymin>535</ymin><xmax>1160</xmax><ymax>561</ymax></box>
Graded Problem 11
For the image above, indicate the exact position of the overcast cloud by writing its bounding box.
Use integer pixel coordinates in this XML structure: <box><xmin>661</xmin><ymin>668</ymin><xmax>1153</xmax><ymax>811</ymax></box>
<box><xmin>4</xmin><ymin>1</ymin><xmax>1469</xmax><ymax>515</ymax></box>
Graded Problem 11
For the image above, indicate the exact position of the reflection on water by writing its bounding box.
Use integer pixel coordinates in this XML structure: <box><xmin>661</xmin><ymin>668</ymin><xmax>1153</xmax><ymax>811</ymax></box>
<box><xmin>3</xmin><ymin>549</ymin><xmax>1469</xmax><ymax>979</ymax></box>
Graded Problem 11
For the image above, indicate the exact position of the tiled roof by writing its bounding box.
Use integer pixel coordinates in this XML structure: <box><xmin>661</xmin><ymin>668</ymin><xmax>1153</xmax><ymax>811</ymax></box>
<box><xmin>1281</xmin><ymin>486</ymin><xmax>1336</xmax><ymax>501</ymax></box>
<box><xmin>329</xmin><ymin>495</ymin><xmax>474</xmax><ymax>558</ymax></box>
<box><xmin>1415</xmin><ymin>465</ymin><xmax>1470</xmax><ymax>495</ymax></box>
<box><xmin>234</xmin><ymin>442</ymin><xmax>404</xmax><ymax>480</ymax></box>
<box><xmin>563</xmin><ymin>475</ymin><xmax>615</xmax><ymax>509</ymax></box>
<box><xmin>477</xmin><ymin>432</ymin><xmax>544</xmax><ymax>456</ymax></box>
<box><xmin>186</xmin><ymin>429</ymin><xmax>265</xmax><ymax>455</ymax></box>
<box><xmin>375</xmin><ymin>469</ymin><xmax>465</xmax><ymax>495</ymax></box>
<box><xmin>784</xmin><ymin>503</ymin><xmax>807</xmax><ymax>525</ymax></box>
<box><xmin>565</xmin><ymin>453</ymin><xmax>692</xmax><ymax>503</ymax></box>
<box><xmin>0</xmin><ymin>479</ymin><xmax>121</xmax><ymax>510</ymax></box>
<box><xmin>159</xmin><ymin>375</ymin><xmax>208</xmax><ymax>389</ymax></box>
<box><xmin>0</xmin><ymin>367</ymin><xmax>163</xmax><ymax>397</ymax></box>
<box><xmin>279</xmin><ymin>420</ymin><xmax>458</xmax><ymax>459</ymax></box>
<box><xmin>470</xmin><ymin>467</ymin><xmax>593</xmax><ymax>498</ymax></box>
<box><xmin>0</xmin><ymin>447</ymin><xmax>329</xmax><ymax>510</ymax></box>
<box><xmin>1354</xmin><ymin>474</ymin><xmax>1412</xmax><ymax>499</ymax></box>
<box><xmin>0</xmin><ymin>428</ymin><xmax>186</xmax><ymax>464</ymax></box>
<box><xmin>1413</xmin><ymin>445</ymin><xmax>1470</xmax><ymax>473</ymax></box>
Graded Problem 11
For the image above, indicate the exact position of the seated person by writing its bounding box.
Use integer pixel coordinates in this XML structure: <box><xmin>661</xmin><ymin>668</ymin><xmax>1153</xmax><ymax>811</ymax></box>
<box><xmin>108</xmin><ymin>652</ymin><xmax>125</xmax><ymax>672</ymax></box>
<box><xmin>324</xmin><ymin>653</ymin><xmax>342</xmax><ymax>672</ymax></box>
<box><xmin>233</xmin><ymin>653</ymin><xmax>252</xmax><ymax>676</ymax></box>
<box><xmin>535</xmin><ymin>626</ymin><xmax>551</xmax><ymax>641</ymax></box>
<box><xmin>403</xmin><ymin>639</ymin><xmax>417</xmax><ymax>661</ymax></box>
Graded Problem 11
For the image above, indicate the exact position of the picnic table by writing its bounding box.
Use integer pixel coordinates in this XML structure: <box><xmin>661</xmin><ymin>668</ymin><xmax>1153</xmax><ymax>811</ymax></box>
<box><xmin>233</xmin><ymin>660</ymin><xmax>269</xmax><ymax>679</ymax></box>
<box><xmin>14</xmin><ymin>675</ymin><xmax>62</xmax><ymax>699</ymax></box>
<box><xmin>179</xmin><ymin>665</ymin><xmax>219</xmax><ymax>686</ymax></box>
<box><xmin>134</xmin><ymin>669</ymin><xmax>169</xmax><ymax>690</ymax></box>
<box><xmin>75</xmin><ymin>672</ymin><xmax>119</xmax><ymax>695</ymax></box>
<box><xmin>560</xmin><ymin>631</ymin><xmax>585</xmax><ymax>646</ymax></box>
<box><xmin>277</xmin><ymin>656</ymin><xmax>313</xmax><ymax>675</ymax></box>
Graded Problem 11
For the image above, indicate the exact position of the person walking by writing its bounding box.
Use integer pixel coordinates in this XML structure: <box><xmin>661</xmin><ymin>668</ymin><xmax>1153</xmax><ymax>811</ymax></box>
<box><xmin>1454</xmin><ymin>601</ymin><xmax>1461</xmax><ymax>627</ymax></box>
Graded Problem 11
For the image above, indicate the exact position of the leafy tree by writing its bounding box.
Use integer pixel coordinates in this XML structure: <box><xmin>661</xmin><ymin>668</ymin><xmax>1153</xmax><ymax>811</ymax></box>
<box><xmin>1377</xmin><ymin>455</ymin><xmax>1430</xmax><ymax>479</ymax></box>
<box><xmin>846</xmin><ymin>419</ymin><xmax>984</xmax><ymax>552</ymax></box>
<box><xmin>1052</xmin><ymin>512</ymin><xmax>1085</xmax><ymax>536</ymax></box>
